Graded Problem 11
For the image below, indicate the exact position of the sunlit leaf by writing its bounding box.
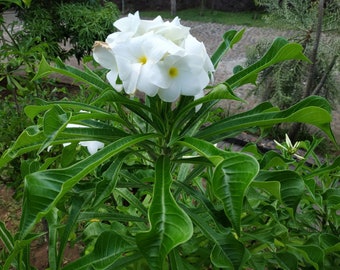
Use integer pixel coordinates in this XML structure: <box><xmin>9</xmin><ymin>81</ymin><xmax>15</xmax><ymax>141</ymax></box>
<box><xmin>225</xmin><ymin>37</ymin><xmax>310</xmax><ymax>89</ymax></box>
<box><xmin>211</xmin><ymin>29</ymin><xmax>245</xmax><ymax>69</ymax></box>
<box><xmin>178</xmin><ymin>137</ymin><xmax>259</xmax><ymax>235</ymax></box>
<box><xmin>212</xmin><ymin>154</ymin><xmax>259</xmax><ymax>235</ymax></box>
<box><xmin>33</xmin><ymin>56</ymin><xmax>110</xmax><ymax>92</ymax></box>
<box><xmin>136</xmin><ymin>156</ymin><xmax>193</xmax><ymax>269</ymax></box>
<box><xmin>196</xmin><ymin>96</ymin><xmax>335</xmax><ymax>143</ymax></box>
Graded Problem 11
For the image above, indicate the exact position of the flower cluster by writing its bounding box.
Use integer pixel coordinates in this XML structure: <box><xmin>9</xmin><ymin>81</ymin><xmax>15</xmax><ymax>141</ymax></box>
<box><xmin>93</xmin><ymin>12</ymin><xmax>214</xmax><ymax>102</ymax></box>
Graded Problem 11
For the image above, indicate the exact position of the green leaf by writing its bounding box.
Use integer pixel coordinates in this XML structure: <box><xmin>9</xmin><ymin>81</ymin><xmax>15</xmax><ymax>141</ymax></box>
<box><xmin>33</xmin><ymin>56</ymin><xmax>110</xmax><ymax>92</ymax></box>
<box><xmin>3</xmin><ymin>233</ymin><xmax>43</xmax><ymax>270</ymax></box>
<box><xmin>288</xmin><ymin>244</ymin><xmax>324</xmax><ymax>270</ymax></box>
<box><xmin>24</xmin><ymin>100</ymin><xmax>113</xmax><ymax>122</ymax></box>
<box><xmin>114</xmin><ymin>188</ymin><xmax>148</xmax><ymax>217</ymax></box>
<box><xmin>212</xmin><ymin>154</ymin><xmax>259</xmax><ymax>236</ymax></box>
<box><xmin>62</xmin><ymin>231</ymin><xmax>134</xmax><ymax>270</ymax></box>
<box><xmin>319</xmin><ymin>234</ymin><xmax>340</xmax><ymax>254</ymax></box>
<box><xmin>91</xmin><ymin>154</ymin><xmax>126</xmax><ymax>207</ymax></box>
<box><xmin>0</xmin><ymin>221</ymin><xmax>14</xmax><ymax>253</ymax></box>
<box><xmin>136</xmin><ymin>156</ymin><xmax>193</xmax><ymax>269</ymax></box>
<box><xmin>178</xmin><ymin>137</ymin><xmax>259</xmax><ymax>235</ymax></box>
<box><xmin>39</xmin><ymin>105</ymin><xmax>71</xmax><ymax>153</ymax></box>
<box><xmin>255</xmin><ymin>170</ymin><xmax>304</xmax><ymax>210</ymax></box>
<box><xmin>196</xmin><ymin>96</ymin><xmax>334</xmax><ymax>143</ymax></box>
<box><xmin>78</xmin><ymin>212</ymin><xmax>145</xmax><ymax>223</ymax></box>
<box><xmin>168</xmin><ymin>249</ymin><xmax>186</xmax><ymax>270</ymax></box>
<box><xmin>305</xmin><ymin>155</ymin><xmax>340</xmax><ymax>180</ymax></box>
<box><xmin>225</xmin><ymin>37</ymin><xmax>310</xmax><ymax>89</ymax></box>
<box><xmin>323</xmin><ymin>188</ymin><xmax>340</xmax><ymax>208</ymax></box>
<box><xmin>260</xmin><ymin>150</ymin><xmax>293</xmax><ymax>169</ymax></box>
<box><xmin>172</xmin><ymin>84</ymin><xmax>244</xmax><ymax>140</ymax></box>
<box><xmin>211</xmin><ymin>244</ymin><xmax>234</xmax><ymax>268</ymax></box>
<box><xmin>211</xmin><ymin>29</ymin><xmax>245</xmax><ymax>69</ymax></box>
<box><xmin>274</xmin><ymin>252</ymin><xmax>298</xmax><ymax>270</ymax></box>
<box><xmin>183</xmin><ymin>207</ymin><xmax>249</xmax><ymax>269</ymax></box>
<box><xmin>250</xmin><ymin>181</ymin><xmax>281</xmax><ymax>201</ymax></box>
<box><xmin>0</xmin><ymin>126</ymin><xmax>45</xmax><ymax>168</ymax></box>
<box><xmin>91</xmin><ymin>89</ymin><xmax>166</xmax><ymax>133</ymax></box>
<box><xmin>19</xmin><ymin>134</ymin><xmax>155</xmax><ymax>238</ymax></box>
<box><xmin>211</xmin><ymin>235</ymin><xmax>249</xmax><ymax>269</ymax></box>
<box><xmin>22</xmin><ymin>0</ymin><xmax>31</xmax><ymax>7</ymax></box>
<box><xmin>1</xmin><ymin>0</ymin><xmax>22</xmax><ymax>7</ymax></box>
<box><xmin>57</xmin><ymin>196</ymin><xmax>85</xmax><ymax>268</ymax></box>
<box><xmin>178</xmin><ymin>137</ymin><xmax>231</xmax><ymax>166</ymax></box>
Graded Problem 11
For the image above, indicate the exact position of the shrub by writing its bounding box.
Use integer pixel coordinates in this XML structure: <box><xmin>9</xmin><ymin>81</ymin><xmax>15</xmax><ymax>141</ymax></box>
<box><xmin>17</xmin><ymin>0</ymin><xmax>120</xmax><ymax>62</ymax></box>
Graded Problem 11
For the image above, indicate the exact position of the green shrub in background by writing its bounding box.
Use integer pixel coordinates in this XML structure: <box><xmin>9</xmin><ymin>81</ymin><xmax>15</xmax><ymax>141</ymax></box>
<box><xmin>250</xmin><ymin>0</ymin><xmax>340</xmax><ymax>140</ymax></box>
<box><xmin>16</xmin><ymin>0</ymin><xmax>120</xmax><ymax>62</ymax></box>
<box><xmin>0</xmin><ymin>0</ymin><xmax>120</xmax><ymax>185</ymax></box>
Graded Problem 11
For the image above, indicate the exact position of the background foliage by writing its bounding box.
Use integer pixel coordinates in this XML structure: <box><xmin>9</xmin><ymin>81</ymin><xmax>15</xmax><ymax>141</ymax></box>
<box><xmin>0</xmin><ymin>0</ymin><xmax>120</xmax><ymax>185</ymax></box>
<box><xmin>250</xmin><ymin>0</ymin><xmax>340</xmax><ymax>108</ymax></box>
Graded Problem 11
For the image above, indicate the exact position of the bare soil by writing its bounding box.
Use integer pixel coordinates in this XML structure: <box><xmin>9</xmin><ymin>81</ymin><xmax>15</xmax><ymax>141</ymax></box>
<box><xmin>0</xmin><ymin>185</ymin><xmax>81</xmax><ymax>269</ymax></box>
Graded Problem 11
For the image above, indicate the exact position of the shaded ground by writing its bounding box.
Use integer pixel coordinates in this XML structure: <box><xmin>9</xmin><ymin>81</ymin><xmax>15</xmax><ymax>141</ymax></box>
<box><xmin>0</xmin><ymin>186</ymin><xmax>82</xmax><ymax>268</ymax></box>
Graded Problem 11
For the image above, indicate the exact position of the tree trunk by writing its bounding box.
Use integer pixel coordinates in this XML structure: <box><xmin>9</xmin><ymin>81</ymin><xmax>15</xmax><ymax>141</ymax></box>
<box><xmin>121</xmin><ymin>0</ymin><xmax>125</xmax><ymax>14</ymax></box>
<box><xmin>171</xmin><ymin>0</ymin><xmax>176</xmax><ymax>16</ymax></box>
<box><xmin>303</xmin><ymin>0</ymin><xmax>325</xmax><ymax>97</ymax></box>
<box><xmin>312</xmin><ymin>55</ymin><xmax>338</xmax><ymax>96</ymax></box>
<box><xmin>289</xmin><ymin>0</ymin><xmax>325</xmax><ymax>142</ymax></box>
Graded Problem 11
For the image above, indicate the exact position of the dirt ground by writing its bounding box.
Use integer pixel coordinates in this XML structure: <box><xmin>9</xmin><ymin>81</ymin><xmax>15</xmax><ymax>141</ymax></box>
<box><xmin>0</xmin><ymin>185</ymin><xmax>81</xmax><ymax>269</ymax></box>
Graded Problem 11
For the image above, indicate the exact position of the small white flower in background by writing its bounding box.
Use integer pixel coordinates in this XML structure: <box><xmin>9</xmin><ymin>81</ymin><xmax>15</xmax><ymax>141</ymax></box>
<box><xmin>274</xmin><ymin>134</ymin><xmax>304</xmax><ymax>160</ymax></box>
<box><xmin>93</xmin><ymin>11</ymin><xmax>214</xmax><ymax>102</ymax></box>
<box><xmin>48</xmin><ymin>123</ymin><xmax>104</xmax><ymax>155</ymax></box>
<box><xmin>65</xmin><ymin>124</ymin><xmax>104</xmax><ymax>155</ymax></box>
<box><xmin>78</xmin><ymin>141</ymin><xmax>104</xmax><ymax>155</ymax></box>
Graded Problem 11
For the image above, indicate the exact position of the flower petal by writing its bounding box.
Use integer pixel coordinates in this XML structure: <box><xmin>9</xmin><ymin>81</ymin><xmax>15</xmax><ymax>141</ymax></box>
<box><xmin>93</xmin><ymin>41</ymin><xmax>116</xmax><ymax>70</ymax></box>
<box><xmin>79</xmin><ymin>141</ymin><xmax>104</xmax><ymax>155</ymax></box>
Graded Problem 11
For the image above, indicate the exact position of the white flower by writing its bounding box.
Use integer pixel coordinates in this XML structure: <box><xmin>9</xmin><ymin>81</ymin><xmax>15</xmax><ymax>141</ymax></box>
<box><xmin>274</xmin><ymin>134</ymin><xmax>304</xmax><ymax>160</ymax></box>
<box><xmin>93</xmin><ymin>12</ymin><xmax>214</xmax><ymax>102</ymax></box>
<box><xmin>65</xmin><ymin>123</ymin><xmax>104</xmax><ymax>155</ymax></box>
<box><xmin>78</xmin><ymin>141</ymin><xmax>104</xmax><ymax>155</ymax></box>
<box><xmin>93</xmin><ymin>41</ymin><xmax>122</xmax><ymax>91</ymax></box>
<box><xmin>112</xmin><ymin>33</ymin><xmax>175</xmax><ymax>95</ymax></box>
<box><xmin>147</xmin><ymin>16</ymin><xmax>190</xmax><ymax>45</ymax></box>
<box><xmin>153</xmin><ymin>54</ymin><xmax>211</xmax><ymax>102</ymax></box>
<box><xmin>184</xmin><ymin>35</ymin><xmax>214</xmax><ymax>81</ymax></box>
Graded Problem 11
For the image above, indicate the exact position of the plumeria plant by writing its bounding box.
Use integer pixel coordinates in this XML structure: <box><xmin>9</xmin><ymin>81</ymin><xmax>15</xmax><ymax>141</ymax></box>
<box><xmin>1</xmin><ymin>12</ymin><xmax>339</xmax><ymax>269</ymax></box>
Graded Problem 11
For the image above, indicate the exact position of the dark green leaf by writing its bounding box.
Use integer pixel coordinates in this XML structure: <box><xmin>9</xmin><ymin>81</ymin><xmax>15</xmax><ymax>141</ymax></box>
<box><xmin>211</xmin><ymin>29</ymin><xmax>245</xmax><ymax>69</ymax></box>
<box><xmin>255</xmin><ymin>170</ymin><xmax>304</xmax><ymax>210</ymax></box>
<box><xmin>19</xmin><ymin>134</ymin><xmax>155</xmax><ymax>238</ymax></box>
<box><xmin>136</xmin><ymin>156</ymin><xmax>193</xmax><ymax>269</ymax></box>
<box><xmin>62</xmin><ymin>231</ymin><xmax>134</xmax><ymax>270</ymax></box>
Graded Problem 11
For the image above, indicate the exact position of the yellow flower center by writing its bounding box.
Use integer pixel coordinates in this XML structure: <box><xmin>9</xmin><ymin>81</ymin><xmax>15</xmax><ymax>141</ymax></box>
<box><xmin>168</xmin><ymin>67</ymin><xmax>178</xmax><ymax>78</ymax></box>
<box><xmin>139</xmin><ymin>55</ymin><xmax>147</xmax><ymax>65</ymax></box>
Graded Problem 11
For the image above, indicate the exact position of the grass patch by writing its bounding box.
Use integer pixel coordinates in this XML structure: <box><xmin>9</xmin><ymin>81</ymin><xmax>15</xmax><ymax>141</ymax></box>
<box><xmin>139</xmin><ymin>8</ymin><xmax>268</xmax><ymax>27</ymax></box>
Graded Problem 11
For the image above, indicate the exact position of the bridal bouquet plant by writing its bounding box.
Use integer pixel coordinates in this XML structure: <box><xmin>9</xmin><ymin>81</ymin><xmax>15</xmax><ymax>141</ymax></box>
<box><xmin>0</xmin><ymin>12</ymin><xmax>338</xmax><ymax>269</ymax></box>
